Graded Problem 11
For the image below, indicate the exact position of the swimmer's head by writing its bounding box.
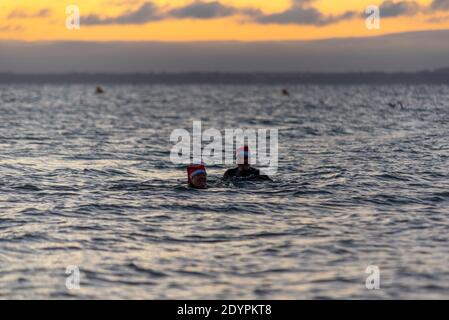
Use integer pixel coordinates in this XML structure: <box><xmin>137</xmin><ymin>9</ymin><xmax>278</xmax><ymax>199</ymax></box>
<box><xmin>236</xmin><ymin>146</ymin><xmax>251</xmax><ymax>170</ymax></box>
<box><xmin>187</xmin><ymin>165</ymin><xmax>207</xmax><ymax>189</ymax></box>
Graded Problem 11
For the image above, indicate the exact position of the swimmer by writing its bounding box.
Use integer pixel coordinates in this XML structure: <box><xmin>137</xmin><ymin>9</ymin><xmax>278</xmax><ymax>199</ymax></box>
<box><xmin>223</xmin><ymin>146</ymin><xmax>271</xmax><ymax>181</ymax></box>
<box><xmin>388</xmin><ymin>101</ymin><xmax>404</xmax><ymax>109</ymax></box>
<box><xmin>96</xmin><ymin>86</ymin><xmax>105</xmax><ymax>94</ymax></box>
<box><xmin>187</xmin><ymin>164</ymin><xmax>207</xmax><ymax>189</ymax></box>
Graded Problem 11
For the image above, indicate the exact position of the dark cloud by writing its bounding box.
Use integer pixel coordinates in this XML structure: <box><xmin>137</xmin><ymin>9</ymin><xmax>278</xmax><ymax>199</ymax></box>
<box><xmin>83</xmin><ymin>2</ymin><xmax>162</xmax><ymax>25</ymax></box>
<box><xmin>8</xmin><ymin>8</ymin><xmax>51</xmax><ymax>19</ymax></box>
<box><xmin>254</xmin><ymin>7</ymin><xmax>321</xmax><ymax>25</ymax></box>
<box><xmin>83</xmin><ymin>0</ymin><xmax>357</xmax><ymax>26</ymax></box>
<box><xmin>80</xmin><ymin>0</ymin><xmax>449</xmax><ymax>27</ymax></box>
<box><xmin>370</xmin><ymin>0</ymin><xmax>449</xmax><ymax>18</ymax></box>
<box><xmin>291</xmin><ymin>0</ymin><xmax>316</xmax><ymax>5</ymax></box>
<box><xmin>430</xmin><ymin>0</ymin><xmax>449</xmax><ymax>11</ymax></box>
<box><xmin>168</xmin><ymin>1</ymin><xmax>237</xmax><ymax>19</ymax></box>
<box><xmin>251</xmin><ymin>1</ymin><xmax>357</xmax><ymax>26</ymax></box>
<box><xmin>380</xmin><ymin>1</ymin><xmax>421</xmax><ymax>18</ymax></box>
<box><xmin>254</xmin><ymin>7</ymin><xmax>357</xmax><ymax>26</ymax></box>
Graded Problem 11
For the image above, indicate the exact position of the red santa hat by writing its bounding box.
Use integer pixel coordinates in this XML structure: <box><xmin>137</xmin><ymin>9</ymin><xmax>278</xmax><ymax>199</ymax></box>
<box><xmin>187</xmin><ymin>164</ymin><xmax>207</xmax><ymax>184</ymax></box>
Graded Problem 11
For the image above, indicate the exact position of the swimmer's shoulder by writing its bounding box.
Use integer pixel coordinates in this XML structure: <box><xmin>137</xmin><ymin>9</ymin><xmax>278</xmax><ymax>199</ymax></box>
<box><xmin>223</xmin><ymin>167</ymin><xmax>272</xmax><ymax>181</ymax></box>
<box><xmin>249</xmin><ymin>167</ymin><xmax>273</xmax><ymax>181</ymax></box>
<box><xmin>223</xmin><ymin>167</ymin><xmax>238</xmax><ymax>179</ymax></box>
<box><xmin>248</xmin><ymin>167</ymin><xmax>260</xmax><ymax>175</ymax></box>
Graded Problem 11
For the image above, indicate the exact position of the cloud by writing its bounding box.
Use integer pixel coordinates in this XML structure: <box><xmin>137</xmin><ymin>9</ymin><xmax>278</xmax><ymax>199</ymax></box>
<box><xmin>168</xmin><ymin>1</ymin><xmax>237</xmax><ymax>19</ymax></box>
<box><xmin>0</xmin><ymin>25</ymin><xmax>24</xmax><ymax>32</ymax></box>
<box><xmin>251</xmin><ymin>0</ymin><xmax>357</xmax><ymax>26</ymax></box>
<box><xmin>368</xmin><ymin>0</ymin><xmax>449</xmax><ymax>19</ymax></box>
<box><xmin>430</xmin><ymin>0</ymin><xmax>449</xmax><ymax>11</ymax></box>
<box><xmin>8</xmin><ymin>8</ymin><xmax>51</xmax><ymax>19</ymax></box>
<box><xmin>85</xmin><ymin>1</ymin><xmax>241</xmax><ymax>24</ymax></box>
<box><xmin>379</xmin><ymin>1</ymin><xmax>421</xmax><ymax>17</ymax></box>
<box><xmin>375</xmin><ymin>0</ymin><xmax>449</xmax><ymax>19</ymax></box>
<box><xmin>291</xmin><ymin>0</ymin><xmax>316</xmax><ymax>5</ymax></box>
<box><xmin>82</xmin><ymin>0</ymin><xmax>449</xmax><ymax>27</ymax></box>
<box><xmin>83</xmin><ymin>2</ymin><xmax>162</xmax><ymax>25</ymax></box>
<box><xmin>82</xmin><ymin>0</ymin><xmax>358</xmax><ymax>26</ymax></box>
<box><xmin>254</xmin><ymin>7</ymin><xmax>357</xmax><ymax>26</ymax></box>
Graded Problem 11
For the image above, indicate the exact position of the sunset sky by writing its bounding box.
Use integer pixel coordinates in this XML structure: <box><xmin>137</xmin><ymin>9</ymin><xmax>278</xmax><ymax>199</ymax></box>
<box><xmin>2</xmin><ymin>0</ymin><xmax>449</xmax><ymax>41</ymax></box>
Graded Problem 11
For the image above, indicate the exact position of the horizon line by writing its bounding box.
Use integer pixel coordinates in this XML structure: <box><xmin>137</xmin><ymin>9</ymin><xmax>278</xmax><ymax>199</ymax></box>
<box><xmin>2</xmin><ymin>28</ymin><xmax>449</xmax><ymax>44</ymax></box>
<box><xmin>2</xmin><ymin>70</ymin><xmax>449</xmax><ymax>85</ymax></box>
<box><xmin>2</xmin><ymin>69</ymin><xmax>449</xmax><ymax>75</ymax></box>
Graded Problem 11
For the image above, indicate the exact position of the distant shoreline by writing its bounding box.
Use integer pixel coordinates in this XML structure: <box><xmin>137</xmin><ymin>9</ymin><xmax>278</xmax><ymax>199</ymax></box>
<box><xmin>1</xmin><ymin>70</ymin><xmax>449</xmax><ymax>85</ymax></box>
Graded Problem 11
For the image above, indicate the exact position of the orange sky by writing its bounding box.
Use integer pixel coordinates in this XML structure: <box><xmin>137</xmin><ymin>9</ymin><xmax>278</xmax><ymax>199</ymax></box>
<box><xmin>1</xmin><ymin>0</ymin><xmax>448</xmax><ymax>41</ymax></box>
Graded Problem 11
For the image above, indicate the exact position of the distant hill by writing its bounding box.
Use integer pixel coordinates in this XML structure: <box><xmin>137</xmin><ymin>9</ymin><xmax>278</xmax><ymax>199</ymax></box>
<box><xmin>2</xmin><ymin>29</ymin><xmax>449</xmax><ymax>74</ymax></box>
<box><xmin>434</xmin><ymin>68</ymin><xmax>449</xmax><ymax>74</ymax></box>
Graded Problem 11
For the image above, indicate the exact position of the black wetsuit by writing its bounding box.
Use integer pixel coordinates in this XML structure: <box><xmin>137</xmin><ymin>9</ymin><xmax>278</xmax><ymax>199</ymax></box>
<box><xmin>223</xmin><ymin>167</ymin><xmax>271</xmax><ymax>181</ymax></box>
